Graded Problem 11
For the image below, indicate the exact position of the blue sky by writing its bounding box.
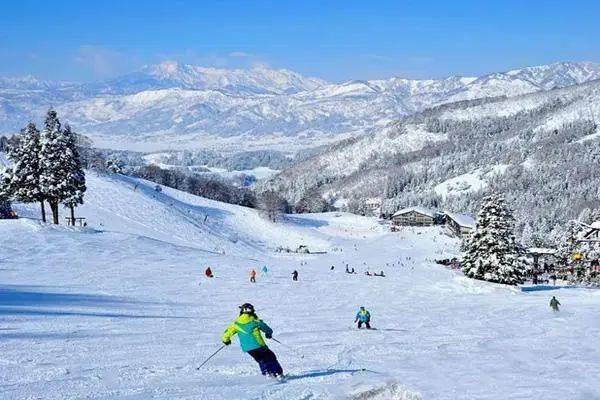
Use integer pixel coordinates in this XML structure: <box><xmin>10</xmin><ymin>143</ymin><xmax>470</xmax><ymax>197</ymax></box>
<box><xmin>1</xmin><ymin>0</ymin><xmax>599</xmax><ymax>82</ymax></box>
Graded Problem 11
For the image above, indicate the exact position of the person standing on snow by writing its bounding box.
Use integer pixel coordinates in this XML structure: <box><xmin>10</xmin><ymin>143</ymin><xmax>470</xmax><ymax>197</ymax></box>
<box><xmin>250</xmin><ymin>269</ymin><xmax>257</xmax><ymax>283</ymax></box>
<box><xmin>550</xmin><ymin>296</ymin><xmax>561</xmax><ymax>311</ymax></box>
<box><xmin>222</xmin><ymin>303</ymin><xmax>283</xmax><ymax>377</ymax></box>
<box><xmin>262</xmin><ymin>265</ymin><xmax>268</xmax><ymax>275</ymax></box>
<box><xmin>205</xmin><ymin>267</ymin><xmax>214</xmax><ymax>278</ymax></box>
<box><xmin>355</xmin><ymin>306</ymin><xmax>372</xmax><ymax>329</ymax></box>
<box><xmin>292</xmin><ymin>270</ymin><xmax>299</xmax><ymax>281</ymax></box>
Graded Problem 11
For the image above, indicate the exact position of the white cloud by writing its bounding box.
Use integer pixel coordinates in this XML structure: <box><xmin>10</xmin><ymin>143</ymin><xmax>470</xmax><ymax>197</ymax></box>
<box><xmin>228</xmin><ymin>51</ymin><xmax>252</xmax><ymax>58</ymax></box>
<box><xmin>74</xmin><ymin>45</ymin><xmax>140</xmax><ymax>79</ymax></box>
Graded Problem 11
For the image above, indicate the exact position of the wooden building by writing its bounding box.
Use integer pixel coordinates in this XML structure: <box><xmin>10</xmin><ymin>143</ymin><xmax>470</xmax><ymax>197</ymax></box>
<box><xmin>444</xmin><ymin>212</ymin><xmax>475</xmax><ymax>240</ymax></box>
<box><xmin>392</xmin><ymin>206</ymin><xmax>436</xmax><ymax>227</ymax></box>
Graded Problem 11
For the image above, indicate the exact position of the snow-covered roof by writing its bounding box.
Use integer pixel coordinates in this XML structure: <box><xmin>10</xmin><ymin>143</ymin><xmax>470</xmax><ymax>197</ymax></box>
<box><xmin>444</xmin><ymin>212</ymin><xmax>475</xmax><ymax>228</ymax></box>
<box><xmin>393</xmin><ymin>206</ymin><xmax>436</xmax><ymax>218</ymax></box>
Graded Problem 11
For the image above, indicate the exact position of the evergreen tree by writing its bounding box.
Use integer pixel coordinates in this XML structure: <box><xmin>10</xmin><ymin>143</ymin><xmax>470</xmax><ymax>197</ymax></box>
<box><xmin>520</xmin><ymin>222</ymin><xmax>533</xmax><ymax>247</ymax></box>
<box><xmin>555</xmin><ymin>220</ymin><xmax>582</xmax><ymax>267</ymax></box>
<box><xmin>2</xmin><ymin>123</ymin><xmax>47</xmax><ymax>222</ymax></box>
<box><xmin>39</xmin><ymin>109</ymin><xmax>71</xmax><ymax>224</ymax></box>
<box><xmin>61</xmin><ymin>124</ymin><xmax>87</xmax><ymax>225</ymax></box>
<box><xmin>105</xmin><ymin>155</ymin><xmax>124</xmax><ymax>174</ymax></box>
<box><xmin>462</xmin><ymin>193</ymin><xmax>529</xmax><ymax>285</ymax></box>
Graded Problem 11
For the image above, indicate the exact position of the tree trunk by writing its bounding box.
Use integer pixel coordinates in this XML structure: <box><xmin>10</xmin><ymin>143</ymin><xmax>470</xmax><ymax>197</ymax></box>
<box><xmin>49</xmin><ymin>201</ymin><xmax>59</xmax><ymax>225</ymax></box>
<box><xmin>40</xmin><ymin>201</ymin><xmax>46</xmax><ymax>223</ymax></box>
<box><xmin>70</xmin><ymin>205</ymin><xmax>75</xmax><ymax>226</ymax></box>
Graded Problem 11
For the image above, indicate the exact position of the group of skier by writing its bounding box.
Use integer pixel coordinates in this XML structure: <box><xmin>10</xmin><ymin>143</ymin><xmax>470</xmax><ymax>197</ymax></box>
<box><xmin>205</xmin><ymin>262</ymin><xmax>385</xmax><ymax>284</ymax></box>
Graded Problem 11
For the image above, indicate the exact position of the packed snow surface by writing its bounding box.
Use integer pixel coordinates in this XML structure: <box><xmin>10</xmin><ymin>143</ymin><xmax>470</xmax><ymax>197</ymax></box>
<box><xmin>1</xmin><ymin>174</ymin><xmax>600</xmax><ymax>399</ymax></box>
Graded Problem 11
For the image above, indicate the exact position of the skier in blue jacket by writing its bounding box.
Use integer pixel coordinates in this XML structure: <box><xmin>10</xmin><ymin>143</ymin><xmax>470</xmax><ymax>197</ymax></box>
<box><xmin>355</xmin><ymin>306</ymin><xmax>372</xmax><ymax>329</ymax></box>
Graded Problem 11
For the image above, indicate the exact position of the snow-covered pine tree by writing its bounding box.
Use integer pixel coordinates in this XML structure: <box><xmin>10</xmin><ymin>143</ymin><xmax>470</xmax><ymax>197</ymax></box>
<box><xmin>520</xmin><ymin>222</ymin><xmax>533</xmax><ymax>247</ymax></box>
<box><xmin>461</xmin><ymin>193</ymin><xmax>529</xmax><ymax>285</ymax></box>
<box><xmin>555</xmin><ymin>220</ymin><xmax>583</xmax><ymax>267</ymax></box>
<box><xmin>39</xmin><ymin>109</ymin><xmax>71</xmax><ymax>224</ymax></box>
<box><xmin>2</xmin><ymin>123</ymin><xmax>47</xmax><ymax>222</ymax></box>
<box><xmin>61</xmin><ymin>124</ymin><xmax>87</xmax><ymax>225</ymax></box>
<box><xmin>105</xmin><ymin>155</ymin><xmax>124</xmax><ymax>174</ymax></box>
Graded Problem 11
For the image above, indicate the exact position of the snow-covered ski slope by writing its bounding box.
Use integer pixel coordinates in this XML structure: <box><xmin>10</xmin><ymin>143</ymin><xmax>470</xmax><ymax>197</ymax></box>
<box><xmin>2</xmin><ymin>174</ymin><xmax>600</xmax><ymax>399</ymax></box>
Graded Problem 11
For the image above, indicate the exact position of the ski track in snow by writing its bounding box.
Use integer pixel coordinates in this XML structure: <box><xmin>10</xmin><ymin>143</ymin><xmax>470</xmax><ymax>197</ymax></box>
<box><xmin>1</xmin><ymin>174</ymin><xmax>600</xmax><ymax>399</ymax></box>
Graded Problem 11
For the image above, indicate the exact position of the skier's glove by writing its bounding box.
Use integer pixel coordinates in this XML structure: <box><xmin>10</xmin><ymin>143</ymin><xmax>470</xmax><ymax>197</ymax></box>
<box><xmin>222</xmin><ymin>339</ymin><xmax>231</xmax><ymax>346</ymax></box>
<box><xmin>265</xmin><ymin>333</ymin><xmax>272</xmax><ymax>339</ymax></box>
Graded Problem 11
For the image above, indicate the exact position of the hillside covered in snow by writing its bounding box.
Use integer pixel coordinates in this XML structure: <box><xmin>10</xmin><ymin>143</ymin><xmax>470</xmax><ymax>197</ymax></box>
<box><xmin>1</xmin><ymin>61</ymin><xmax>599</xmax><ymax>152</ymax></box>
<box><xmin>266</xmin><ymin>78</ymin><xmax>600</xmax><ymax>240</ymax></box>
<box><xmin>2</xmin><ymin>173</ymin><xmax>600</xmax><ymax>399</ymax></box>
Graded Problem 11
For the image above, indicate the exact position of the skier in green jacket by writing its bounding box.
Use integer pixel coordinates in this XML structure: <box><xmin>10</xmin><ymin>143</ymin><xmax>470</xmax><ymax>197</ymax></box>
<box><xmin>550</xmin><ymin>296</ymin><xmax>561</xmax><ymax>311</ymax></box>
<box><xmin>221</xmin><ymin>303</ymin><xmax>283</xmax><ymax>377</ymax></box>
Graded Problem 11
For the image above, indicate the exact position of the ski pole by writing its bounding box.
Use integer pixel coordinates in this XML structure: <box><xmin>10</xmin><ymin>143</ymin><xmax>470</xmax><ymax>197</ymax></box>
<box><xmin>196</xmin><ymin>344</ymin><xmax>226</xmax><ymax>370</ymax></box>
<box><xmin>270</xmin><ymin>337</ymin><xmax>305</xmax><ymax>359</ymax></box>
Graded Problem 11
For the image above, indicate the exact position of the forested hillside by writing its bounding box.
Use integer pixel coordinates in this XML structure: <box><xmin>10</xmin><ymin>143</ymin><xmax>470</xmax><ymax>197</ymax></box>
<box><xmin>266</xmin><ymin>79</ymin><xmax>600</xmax><ymax>243</ymax></box>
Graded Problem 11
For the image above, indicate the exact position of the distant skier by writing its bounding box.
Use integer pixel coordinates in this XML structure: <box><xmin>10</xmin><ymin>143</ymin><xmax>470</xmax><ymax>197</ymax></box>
<box><xmin>292</xmin><ymin>270</ymin><xmax>298</xmax><ymax>281</ymax></box>
<box><xmin>375</xmin><ymin>271</ymin><xmax>385</xmax><ymax>277</ymax></box>
<box><xmin>250</xmin><ymin>269</ymin><xmax>257</xmax><ymax>283</ymax></box>
<box><xmin>222</xmin><ymin>303</ymin><xmax>283</xmax><ymax>377</ymax></box>
<box><xmin>262</xmin><ymin>265</ymin><xmax>268</xmax><ymax>275</ymax></box>
<box><xmin>330</xmin><ymin>265</ymin><xmax>335</xmax><ymax>271</ymax></box>
<box><xmin>205</xmin><ymin>267</ymin><xmax>214</xmax><ymax>278</ymax></box>
<box><xmin>345</xmin><ymin>265</ymin><xmax>350</xmax><ymax>273</ymax></box>
<box><xmin>550</xmin><ymin>296</ymin><xmax>561</xmax><ymax>312</ymax></box>
<box><xmin>355</xmin><ymin>306</ymin><xmax>372</xmax><ymax>329</ymax></box>
<box><xmin>365</xmin><ymin>271</ymin><xmax>372</xmax><ymax>276</ymax></box>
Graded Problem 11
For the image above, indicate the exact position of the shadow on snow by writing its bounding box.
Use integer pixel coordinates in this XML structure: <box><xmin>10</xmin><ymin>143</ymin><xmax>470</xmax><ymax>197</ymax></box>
<box><xmin>284</xmin><ymin>368</ymin><xmax>376</xmax><ymax>382</ymax></box>
<box><xmin>0</xmin><ymin>284</ymin><xmax>186</xmax><ymax>320</ymax></box>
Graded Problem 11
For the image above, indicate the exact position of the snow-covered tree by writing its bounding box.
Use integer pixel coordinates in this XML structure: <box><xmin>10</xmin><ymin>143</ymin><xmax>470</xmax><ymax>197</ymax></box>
<box><xmin>520</xmin><ymin>222</ymin><xmax>533</xmax><ymax>247</ymax></box>
<box><xmin>462</xmin><ymin>193</ymin><xmax>529</xmax><ymax>285</ymax></box>
<box><xmin>258</xmin><ymin>190</ymin><xmax>289</xmax><ymax>222</ymax></box>
<box><xmin>555</xmin><ymin>220</ymin><xmax>582</xmax><ymax>267</ymax></box>
<box><xmin>2</xmin><ymin>123</ymin><xmax>47</xmax><ymax>222</ymax></box>
<box><xmin>105</xmin><ymin>155</ymin><xmax>124</xmax><ymax>174</ymax></box>
<box><xmin>39</xmin><ymin>109</ymin><xmax>73</xmax><ymax>224</ymax></box>
<box><xmin>295</xmin><ymin>189</ymin><xmax>331</xmax><ymax>213</ymax></box>
<box><xmin>61</xmin><ymin>124</ymin><xmax>87</xmax><ymax>225</ymax></box>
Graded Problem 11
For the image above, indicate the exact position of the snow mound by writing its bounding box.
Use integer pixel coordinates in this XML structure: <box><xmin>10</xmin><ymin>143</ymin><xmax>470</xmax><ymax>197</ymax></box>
<box><xmin>350</xmin><ymin>383</ymin><xmax>422</xmax><ymax>400</ymax></box>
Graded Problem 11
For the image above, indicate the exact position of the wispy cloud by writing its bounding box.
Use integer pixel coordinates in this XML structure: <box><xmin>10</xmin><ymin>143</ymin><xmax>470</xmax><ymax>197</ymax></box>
<box><xmin>73</xmin><ymin>45</ymin><xmax>141</xmax><ymax>79</ymax></box>
<box><xmin>228</xmin><ymin>51</ymin><xmax>252</xmax><ymax>58</ymax></box>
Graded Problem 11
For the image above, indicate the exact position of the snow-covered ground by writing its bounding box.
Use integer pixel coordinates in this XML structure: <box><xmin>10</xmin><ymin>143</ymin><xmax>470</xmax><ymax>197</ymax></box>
<box><xmin>2</xmin><ymin>174</ymin><xmax>600</xmax><ymax>399</ymax></box>
<box><xmin>434</xmin><ymin>165</ymin><xmax>509</xmax><ymax>200</ymax></box>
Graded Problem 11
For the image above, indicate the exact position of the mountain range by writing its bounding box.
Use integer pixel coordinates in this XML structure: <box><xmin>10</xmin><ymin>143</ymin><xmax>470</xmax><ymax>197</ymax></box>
<box><xmin>1</xmin><ymin>61</ymin><xmax>599</xmax><ymax>152</ymax></box>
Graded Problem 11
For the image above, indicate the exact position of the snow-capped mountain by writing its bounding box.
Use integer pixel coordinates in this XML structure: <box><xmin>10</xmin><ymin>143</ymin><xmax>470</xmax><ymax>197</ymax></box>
<box><xmin>1</xmin><ymin>61</ymin><xmax>599</xmax><ymax>151</ymax></box>
<box><xmin>85</xmin><ymin>61</ymin><xmax>328</xmax><ymax>96</ymax></box>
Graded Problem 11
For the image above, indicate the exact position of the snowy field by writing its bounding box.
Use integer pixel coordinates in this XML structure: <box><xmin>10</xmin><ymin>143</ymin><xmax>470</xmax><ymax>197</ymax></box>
<box><xmin>2</xmin><ymin>175</ymin><xmax>600</xmax><ymax>399</ymax></box>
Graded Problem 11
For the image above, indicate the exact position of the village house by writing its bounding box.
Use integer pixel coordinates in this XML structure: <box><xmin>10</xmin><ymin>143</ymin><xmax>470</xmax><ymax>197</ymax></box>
<box><xmin>392</xmin><ymin>206</ymin><xmax>437</xmax><ymax>227</ymax></box>
<box><xmin>444</xmin><ymin>212</ymin><xmax>475</xmax><ymax>240</ymax></box>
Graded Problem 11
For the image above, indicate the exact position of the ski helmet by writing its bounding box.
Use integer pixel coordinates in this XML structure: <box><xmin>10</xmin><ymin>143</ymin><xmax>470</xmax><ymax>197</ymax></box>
<box><xmin>239</xmin><ymin>303</ymin><xmax>255</xmax><ymax>315</ymax></box>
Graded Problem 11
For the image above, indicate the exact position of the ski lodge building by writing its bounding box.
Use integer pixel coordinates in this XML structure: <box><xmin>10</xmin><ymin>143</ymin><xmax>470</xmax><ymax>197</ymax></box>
<box><xmin>391</xmin><ymin>206</ymin><xmax>437</xmax><ymax>226</ymax></box>
<box><xmin>444</xmin><ymin>212</ymin><xmax>475</xmax><ymax>240</ymax></box>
